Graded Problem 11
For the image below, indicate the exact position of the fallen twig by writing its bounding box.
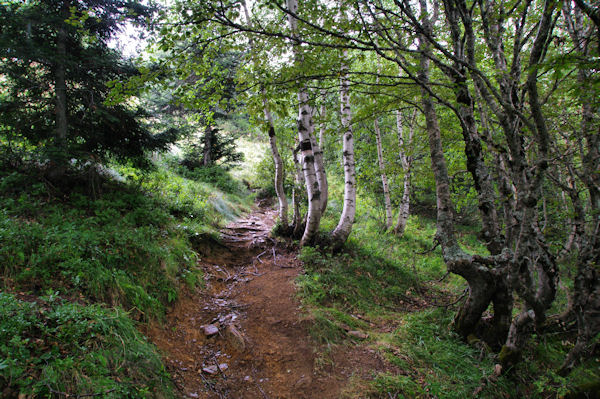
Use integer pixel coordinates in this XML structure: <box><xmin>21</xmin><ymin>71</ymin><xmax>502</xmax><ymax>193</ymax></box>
<box><xmin>213</xmin><ymin>354</ymin><xmax>227</xmax><ymax>380</ymax></box>
<box><xmin>252</xmin><ymin>368</ymin><xmax>270</xmax><ymax>399</ymax></box>
<box><xmin>255</xmin><ymin>250</ymin><xmax>268</xmax><ymax>264</ymax></box>
<box><xmin>416</xmin><ymin>240</ymin><xmax>440</xmax><ymax>255</ymax></box>
<box><xmin>436</xmin><ymin>287</ymin><xmax>468</xmax><ymax>308</ymax></box>
<box><xmin>255</xmin><ymin>379</ymin><xmax>269</xmax><ymax>399</ymax></box>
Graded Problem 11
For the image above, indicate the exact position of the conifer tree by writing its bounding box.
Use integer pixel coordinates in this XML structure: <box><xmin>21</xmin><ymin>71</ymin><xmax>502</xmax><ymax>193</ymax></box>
<box><xmin>0</xmin><ymin>0</ymin><xmax>176</xmax><ymax>176</ymax></box>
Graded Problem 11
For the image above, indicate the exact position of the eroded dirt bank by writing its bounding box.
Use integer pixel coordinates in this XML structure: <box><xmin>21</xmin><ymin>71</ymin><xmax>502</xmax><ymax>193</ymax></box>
<box><xmin>144</xmin><ymin>205</ymin><xmax>389</xmax><ymax>399</ymax></box>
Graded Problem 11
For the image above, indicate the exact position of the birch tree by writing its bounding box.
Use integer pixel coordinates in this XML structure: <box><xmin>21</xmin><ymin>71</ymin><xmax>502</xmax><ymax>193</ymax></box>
<box><xmin>372</xmin><ymin>62</ymin><xmax>393</xmax><ymax>229</ymax></box>
<box><xmin>331</xmin><ymin>47</ymin><xmax>357</xmax><ymax>246</ymax></box>
<box><xmin>242</xmin><ymin>0</ymin><xmax>289</xmax><ymax>229</ymax></box>
<box><xmin>286</xmin><ymin>0</ymin><xmax>323</xmax><ymax>246</ymax></box>
<box><xmin>393</xmin><ymin>109</ymin><xmax>416</xmax><ymax>236</ymax></box>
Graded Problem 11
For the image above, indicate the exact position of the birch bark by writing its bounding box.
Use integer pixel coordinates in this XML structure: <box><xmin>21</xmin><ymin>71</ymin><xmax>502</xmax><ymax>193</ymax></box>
<box><xmin>263</xmin><ymin>99</ymin><xmax>289</xmax><ymax>228</ymax></box>
<box><xmin>242</xmin><ymin>0</ymin><xmax>289</xmax><ymax>228</ymax></box>
<box><xmin>286</xmin><ymin>0</ymin><xmax>322</xmax><ymax>245</ymax></box>
<box><xmin>331</xmin><ymin>48</ymin><xmax>356</xmax><ymax>246</ymax></box>
<box><xmin>315</xmin><ymin>92</ymin><xmax>328</xmax><ymax>215</ymax></box>
<box><xmin>373</xmin><ymin>116</ymin><xmax>393</xmax><ymax>229</ymax></box>
<box><xmin>393</xmin><ymin>109</ymin><xmax>414</xmax><ymax>236</ymax></box>
<box><xmin>373</xmin><ymin>64</ymin><xmax>392</xmax><ymax>229</ymax></box>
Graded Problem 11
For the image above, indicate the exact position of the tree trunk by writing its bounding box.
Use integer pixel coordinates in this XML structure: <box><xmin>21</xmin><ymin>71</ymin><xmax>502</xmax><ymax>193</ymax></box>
<box><xmin>316</xmin><ymin>94</ymin><xmax>328</xmax><ymax>215</ymax></box>
<box><xmin>394</xmin><ymin>109</ymin><xmax>414</xmax><ymax>236</ymax></box>
<box><xmin>319</xmin><ymin>92</ymin><xmax>326</xmax><ymax>147</ymax></box>
<box><xmin>444</xmin><ymin>0</ymin><xmax>502</xmax><ymax>255</ymax></box>
<box><xmin>558</xmin><ymin>1</ymin><xmax>600</xmax><ymax>372</ymax></box>
<box><xmin>242</xmin><ymin>0</ymin><xmax>289</xmax><ymax>229</ymax></box>
<box><xmin>263</xmin><ymin>98</ymin><xmax>289</xmax><ymax>229</ymax></box>
<box><xmin>51</xmin><ymin>0</ymin><xmax>69</xmax><ymax>178</ymax></box>
<box><xmin>286</xmin><ymin>0</ymin><xmax>322</xmax><ymax>246</ymax></box>
<box><xmin>331</xmin><ymin>48</ymin><xmax>356</xmax><ymax>246</ymax></box>
<box><xmin>292</xmin><ymin>143</ymin><xmax>305</xmax><ymax>238</ymax></box>
<box><xmin>416</xmin><ymin>0</ymin><xmax>511</xmax><ymax>346</ymax></box>
<box><xmin>501</xmin><ymin>0</ymin><xmax>559</xmax><ymax>362</ymax></box>
<box><xmin>373</xmin><ymin>116</ymin><xmax>393</xmax><ymax>229</ymax></box>
<box><xmin>311</xmin><ymin>127</ymin><xmax>328</xmax><ymax>216</ymax></box>
<box><xmin>203</xmin><ymin>125</ymin><xmax>213</xmax><ymax>166</ymax></box>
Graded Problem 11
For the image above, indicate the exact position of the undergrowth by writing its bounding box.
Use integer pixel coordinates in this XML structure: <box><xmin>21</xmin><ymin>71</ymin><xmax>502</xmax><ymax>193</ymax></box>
<box><xmin>296</xmin><ymin>176</ymin><xmax>598</xmax><ymax>398</ymax></box>
<box><xmin>0</xmin><ymin>292</ymin><xmax>172</xmax><ymax>398</ymax></box>
<box><xmin>0</xmin><ymin>161</ymin><xmax>250</xmax><ymax>397</ymax></box>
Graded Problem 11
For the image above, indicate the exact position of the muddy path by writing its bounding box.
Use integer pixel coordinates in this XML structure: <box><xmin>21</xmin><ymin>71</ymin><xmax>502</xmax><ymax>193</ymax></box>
<box><xmin>145</xmin><ymin>205</ymin><xmax>390</xmax><ymax>398</ymax></box>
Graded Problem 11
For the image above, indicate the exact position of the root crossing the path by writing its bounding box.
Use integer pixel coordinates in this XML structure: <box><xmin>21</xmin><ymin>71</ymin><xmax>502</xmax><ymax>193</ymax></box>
<box><xmin>144</xmin><ymin>206</ymin><xmax>389</xmax><ymax>399</ymax></box>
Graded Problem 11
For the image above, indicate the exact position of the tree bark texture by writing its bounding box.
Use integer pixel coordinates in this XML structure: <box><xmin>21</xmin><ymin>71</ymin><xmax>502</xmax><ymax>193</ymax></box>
<box><xmin>331</xmin><ymin>48</ymin><xmax>357</xmax><ymax>246</ymax></box>
<box><xmin>286</xmin><ymin>0</ymin><xmax>322</xmax><ymax>246</ymax></box>
<box><xmin>263</xmin><ymin>98</ymin><xmax>289</xmax><ymax>229</ymax></box>
<box><xmin>316</xmin><ymin>94</ymin><xmax>328</xmax><ymax>215</ymax></box>
<box><xmin>558</xmin><ymin>1</ymin><xmax>600</xmax><ymax>372</ymax></box>
<box><xmin>242</xmin><ymin>0</ymin><xmax>289</xmax><ymax>229</ymax></box>
<box><xmin>393</xmin><ymin>109</ymin><xmax>415</xmax><ymax>236</ymax></box>
<box><xmin>373</xmin><ymin>116</ymin><xmax>393</xmax><ymax>229</ymax></box>
<box><xmin>417</xmin><ymin>0</ymin><xmax>512</xmax><ymax>348</ymax></box>
<box><xmin>203</xmin><ymin>125</ymin><xmax>213</xmax><ymax>166</ymax></box>
<box><xmin>311</xmin><ymin>126</ymin><xmax>328</xmax><ymax>216</ymax></box>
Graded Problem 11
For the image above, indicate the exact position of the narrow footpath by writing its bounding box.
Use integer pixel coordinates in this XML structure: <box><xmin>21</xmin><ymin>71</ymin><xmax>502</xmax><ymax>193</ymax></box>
<box><xmin>145</xmin><ymin>204</ymin><xmax>390</xmax><ymax>398</ymax></box>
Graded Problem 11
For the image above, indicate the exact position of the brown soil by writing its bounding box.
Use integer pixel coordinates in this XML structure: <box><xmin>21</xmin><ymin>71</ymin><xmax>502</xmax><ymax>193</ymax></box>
<box><xmin>144</xmin><ymin>205</ymin><xmax>392</xmax><ymax>399</ymax></box>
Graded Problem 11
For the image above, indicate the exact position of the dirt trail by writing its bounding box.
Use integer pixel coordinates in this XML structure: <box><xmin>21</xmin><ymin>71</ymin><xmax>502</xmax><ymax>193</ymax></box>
<box><xmin>145</xmin><ymin>205</ymin><xmax>389</xmax><ymax>398</ymax></box>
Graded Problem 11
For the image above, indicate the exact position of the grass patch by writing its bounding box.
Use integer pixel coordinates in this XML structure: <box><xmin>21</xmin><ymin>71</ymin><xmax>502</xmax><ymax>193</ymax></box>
<box><xmin>0</xmin><ymin>161</ymin><xmax>252</xmax><ymax>397</ymax></box>
<box><xmin>0</xmin><ymin>292</ymin><xmax>173</xmax><ymax>398</ymax></box>
<box><xmin>375</xmin><ymin>308</ymin><xmax>512</xmax><ymax>398</ymax></box>
<box><xmin>295</xmin><ymin>176</ymin><xmax>596</xmax><ymax>398</ymax></box>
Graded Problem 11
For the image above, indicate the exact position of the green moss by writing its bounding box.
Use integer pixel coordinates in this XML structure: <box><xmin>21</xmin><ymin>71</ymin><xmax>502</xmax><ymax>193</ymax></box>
<box><xmin>499</xmin><ymin>345</ymin><xmax>521</xmax><ymax>367</ymax></box>
<box><xmin>467</xmin><ymin>334</ymin><xmax>480</xmax><ymax>345</ymax></box>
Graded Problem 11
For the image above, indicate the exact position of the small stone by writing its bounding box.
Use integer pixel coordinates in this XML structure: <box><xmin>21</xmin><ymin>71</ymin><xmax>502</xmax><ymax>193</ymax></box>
<box><xmin>202</xmin><ymin>365</ymin><xmax>218</xmax><ymax>374</ymax></box>
<box><xmin>225</xmin><ymin>324</ymin><xmax>246</xmax><ymax>351</ymax></box>
<box><xmin>203</xmin><ymin>324</ymin><xmax>219</xmax><ymax>337</ymax></box>
<box><xmin>493</xmin><ymin>364</ymin><xmax>502</xmax><ymax>376</ymax></box>
<box><xmin>202</xmin><ymin>363</ymin><xmax>228</xmax><ymax>375</ymax></box>
<box><xmin>188</xmin><ymin>393</ymin><xmax>199</xmax><ymax>398</ymax></box>
<box><xmin>294</xmin><ymin>375</ymin><xmax>312</xmax><ymax>388</ymax></box>
<box><xmin>347</xmin><ymin>330</ymin><xmax>368</xmax><ymax>339</ymax></box>
<box><xmin>244</xmin><ymin>375</ymin><xmax>253</xmax><ymax>383</ymax></box>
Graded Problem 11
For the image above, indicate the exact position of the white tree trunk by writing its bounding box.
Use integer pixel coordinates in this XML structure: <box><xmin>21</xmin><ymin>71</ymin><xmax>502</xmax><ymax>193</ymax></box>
<box><xmin>263</xmin><ymin>97</ymin><xmax>289</xmax><ymax>228</ymax></box>
<box><xmin>319</xmin><ymin>90</ymin><xmax>326</xmax><ymax>146</ymax></box>
<box><xmin>242</xmin><ymin>0</ymin><xmax>289</xmax><ymax>229</ymax></box>
<box><xmin>315</xmin><ymin>92</ymin><xmax>328</xmax><ymax>215</ymax></box>
<box><xmin>292</xmin><ymin>144</ymin><xmax>304</xmax><ymax>236</ymax></box>
<box><xmin>332</xmin><ymin>49</ymin><xmax>357</xmax><ymax>246</ymax></box>
<box><xmin>394</xmin><ymin>109</ymin><xmax>415</xmax><ymax>236</ymax></box>
<box><xmin>373</xmin><ymin>117</ymin><xmax>393</xmax><ymax>229</ymax></box>
<box><xmin>312</xmin><ymin>124</ymin><xmax>327</xmax><ymax>216</ymax></box>
<box><xmin>286</xmin><ymin>0</ymin><xmax>322</xmax><ymax>246</ymax></box>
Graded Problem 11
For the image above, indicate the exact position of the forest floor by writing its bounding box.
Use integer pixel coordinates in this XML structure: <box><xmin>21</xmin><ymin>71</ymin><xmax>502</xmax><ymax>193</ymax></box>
<box><xmin>144</xmin><ymin>203</ymin><xmax>394</xmax><ymax>399</ymax></box>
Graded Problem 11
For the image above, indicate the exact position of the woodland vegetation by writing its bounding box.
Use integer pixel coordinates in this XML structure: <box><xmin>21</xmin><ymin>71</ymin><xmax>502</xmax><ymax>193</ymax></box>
<box><xmin>0</xmin><ymin>0</ymin><xmax>598</xmax><ymax>397</ymax></box>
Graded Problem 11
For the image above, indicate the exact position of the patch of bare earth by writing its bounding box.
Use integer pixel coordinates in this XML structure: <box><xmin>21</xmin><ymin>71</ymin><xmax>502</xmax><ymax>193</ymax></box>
<box><xmin>143</xmin><ymin>205</ymin><xmax>393</xmax><ymax>398</ymax></box>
